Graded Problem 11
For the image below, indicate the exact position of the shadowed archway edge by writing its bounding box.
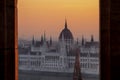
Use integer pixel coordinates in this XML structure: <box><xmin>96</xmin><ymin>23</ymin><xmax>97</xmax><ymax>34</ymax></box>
<box><xmin>2</xmin><ymin>0</ymin><xmax>120</xmax><ymax>80</ymax></box>
<box><xmin>100</xmin><ymin>0</ymin><xmax>110</xmax><ymax>80</ymax></box>
<box><xmin>0</xmin><ymin>0</ymin><xmax>18</xmax><ymax>80</ymax></box>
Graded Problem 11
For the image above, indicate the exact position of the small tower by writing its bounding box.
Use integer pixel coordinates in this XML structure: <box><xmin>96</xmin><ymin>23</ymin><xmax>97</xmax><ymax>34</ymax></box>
<box><xmin>32</xmin><ymin>35</ymin><xmax>35</xmax><ymax>46</ymax></box>
<box><xmin>44</xmin><ymin>31</ymin><xmax>46</xmax><ymax>42</ymax></box>
<box><xmin>91</xmin><ymin>35</ymin><xmax>94</xmax><ymax>42</ymax></box>
<box><xmin>50</xmin><ymin>36</ymin><xmax>52</xmax><ymax>46</ymax></box>
<box><xmin>41</xmin><ymin>35</ymin><xmax>44</xmax><ymax>45</ymax></box>
<box><xmin>81</xmin><ymin>36</ymin><xmax>84</xmax><ymax>46</ymax></box>
<box><xmin>65</xmin><ymin>19</ymin><xmax>68</xmax><ymax>29</ymax></box>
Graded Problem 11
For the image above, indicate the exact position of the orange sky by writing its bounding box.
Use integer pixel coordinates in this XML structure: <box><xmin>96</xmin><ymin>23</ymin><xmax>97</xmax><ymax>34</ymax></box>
<box><xmin>18</xmin><ymin>0</ymin><xmax>99</xmax><ymax>41</ymax></box>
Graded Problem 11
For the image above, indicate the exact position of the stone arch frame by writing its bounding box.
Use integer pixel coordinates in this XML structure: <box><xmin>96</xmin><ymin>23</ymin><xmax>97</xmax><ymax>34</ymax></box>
<box><xmin>0</xmin><ymin>0</ymin><xmax>116</xmax><ymax>80</ymax></box>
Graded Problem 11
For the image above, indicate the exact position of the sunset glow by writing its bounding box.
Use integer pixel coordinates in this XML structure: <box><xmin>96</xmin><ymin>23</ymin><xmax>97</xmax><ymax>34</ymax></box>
<box><xmin>18</xmin><ymin>0</ymin><xmax>99</xmax><ymax>41</ymax></box>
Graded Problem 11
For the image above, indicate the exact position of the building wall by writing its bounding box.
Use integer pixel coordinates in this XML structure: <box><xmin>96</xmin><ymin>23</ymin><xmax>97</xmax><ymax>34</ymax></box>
<box><xmin>19</xmin><ymin>43</ymin><xmax>99</xmax><ymax>74</ymax></box>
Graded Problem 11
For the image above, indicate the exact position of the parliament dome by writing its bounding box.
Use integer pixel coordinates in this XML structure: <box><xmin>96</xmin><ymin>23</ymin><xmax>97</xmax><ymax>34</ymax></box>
<box><xmin>59</xmin><ymin>20</ymin><xmax>74</xmax><ymax>41</ymax></box>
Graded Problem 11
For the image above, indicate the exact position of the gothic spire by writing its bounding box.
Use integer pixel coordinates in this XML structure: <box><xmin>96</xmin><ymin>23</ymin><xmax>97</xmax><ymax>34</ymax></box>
<box><xmin>32</xmin><ymin>35</ymin><xmax>35</xmax><ymax>45</ymax></box>
<box><xmin>41</xmin><ymin>35</ymin><xmax>44</xmax><ymax>44</ymax></box>
<box><xmin>65</xmin><ymin>18</ymin><xmax>67</xmax><ymax>29</ymax></box>
<box><xmin>82</xmin><ymin>35</ymin><xmax>84</xmax><ymax>46</ymax></box>
<box><xmin>50</xmin><ymin>36</ymin><xmax>52</xmax><ymax>46</ymax></box>
<box><xmin>91</xmin><ymin>35</ymin><xmax>94</xmax><ymax>42</ymax></box>
<box><xmin>44</xmin><ymin>31</ymin><xmax>46</xmax><ymax>42</ymax></box>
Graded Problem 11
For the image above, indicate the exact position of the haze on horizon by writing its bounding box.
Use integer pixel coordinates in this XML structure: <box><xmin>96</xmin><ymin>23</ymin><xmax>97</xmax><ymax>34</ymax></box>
<box><xmin>18</xmin><ymin>0</ymin><xmax>99</xmax><ymax>41</ymax></box>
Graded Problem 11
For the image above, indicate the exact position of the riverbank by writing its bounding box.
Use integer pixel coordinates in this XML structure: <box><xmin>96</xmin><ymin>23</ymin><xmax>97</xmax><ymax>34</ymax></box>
<box><xmin>19</xmin><ymin>70</ymin><xmax>99</xmax><ymax>80</ymax></box>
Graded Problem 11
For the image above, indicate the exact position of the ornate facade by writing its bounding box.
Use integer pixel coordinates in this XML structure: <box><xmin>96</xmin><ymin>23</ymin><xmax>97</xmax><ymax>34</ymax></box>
<box><xmin>19</xmin><ymin>20</ymin><xmax>99</xmax><ymax>75</ymax></box>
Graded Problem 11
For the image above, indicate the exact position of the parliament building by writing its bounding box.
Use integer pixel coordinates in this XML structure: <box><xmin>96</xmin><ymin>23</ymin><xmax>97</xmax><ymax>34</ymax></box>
<box><xmin>19</xmin><ymin>20</ymin><xmax>99</xmax><ymax>75</ymax></box>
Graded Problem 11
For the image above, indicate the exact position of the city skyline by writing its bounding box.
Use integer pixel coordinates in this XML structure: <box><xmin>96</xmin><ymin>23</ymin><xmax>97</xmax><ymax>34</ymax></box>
<box><xmin>18</xmin><ymin>30</ymin><xmax>98</xmax><ymax>42</ymax></box>
<box><xmin>18</xmin><ymin>0</ymin><xmax>99</xmax><ymax>41</ymax></box>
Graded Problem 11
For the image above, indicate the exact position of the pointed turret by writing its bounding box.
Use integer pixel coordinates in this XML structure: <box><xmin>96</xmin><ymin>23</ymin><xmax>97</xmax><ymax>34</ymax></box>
<box><xmin>32</xmin><ymin>35</ymin><xmax>35</xmax><ymax>45</ymax></box>
<box><xmin>91</xmin><ymin>35</ymin><xmax>94</xmax><ymax>42</ymax></box>
<box><xmin>50</xmin><ymin>36</ymin><xmax>52</xmax><ymax>46</ymax></box>
<box><xmin>41</xmin><ymin>35</ymin><xmax>44</xmax><ymax>45</ymax></box>
<box><xmin>65</xmin><ymin>19</ymin><xmax>68</xmax><ymax>29</ymax></box>
<box><xmin>81</xmin><ymin>36</ymin><xmax>84</xmax><ymax>46</ymax></box>
<box><xmin>44</xmin><ymin>31</ymin><xmax>46</xmax><ymax>42</ymax></box>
